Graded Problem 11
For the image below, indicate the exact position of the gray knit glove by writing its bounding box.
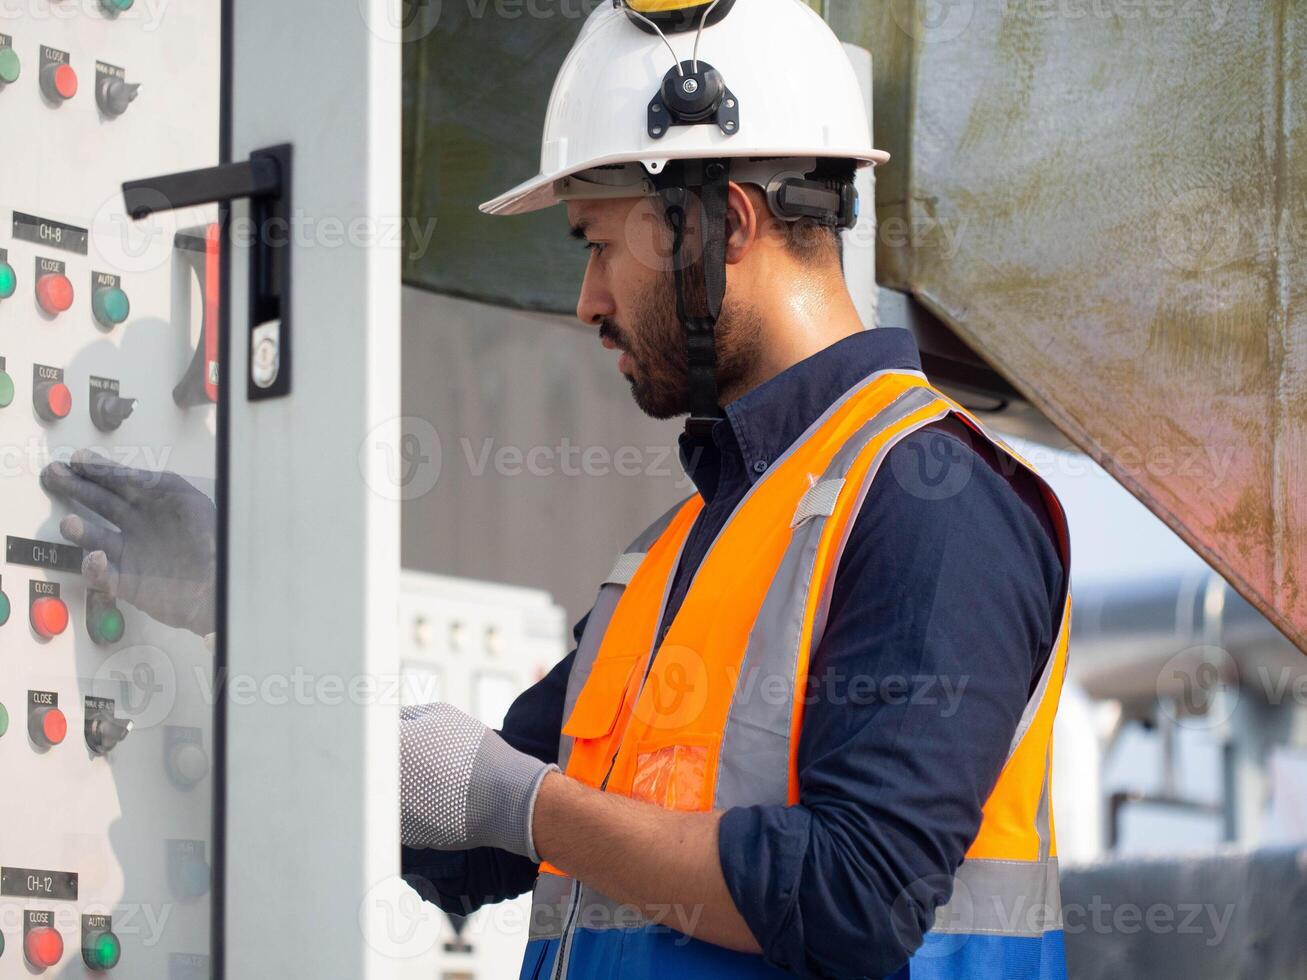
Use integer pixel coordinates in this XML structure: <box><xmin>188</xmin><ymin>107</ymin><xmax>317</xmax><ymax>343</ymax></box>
<box><xmin>400</xmin><ymin>703</ymin><xmax>556</xmax><ymax>863</ymax></box>
<box><xmin>40</xmin><ymin>450</ymin><xmax>217</xmax><ymax>636</ymax></box>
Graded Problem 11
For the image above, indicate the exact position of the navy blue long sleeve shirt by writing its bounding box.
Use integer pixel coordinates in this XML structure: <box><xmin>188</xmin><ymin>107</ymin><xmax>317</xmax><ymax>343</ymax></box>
<box><xmin>402</xmin><ymin>329</ymin><xmax>1064</xmax><ymax>979</ymax></box>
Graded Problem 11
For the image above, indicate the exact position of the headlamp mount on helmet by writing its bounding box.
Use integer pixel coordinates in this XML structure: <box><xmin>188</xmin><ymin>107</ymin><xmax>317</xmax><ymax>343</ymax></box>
<box><xmin>648</xmin><ymin>60</ymin><xmax>739</xmax><ymax>140</ymax></box>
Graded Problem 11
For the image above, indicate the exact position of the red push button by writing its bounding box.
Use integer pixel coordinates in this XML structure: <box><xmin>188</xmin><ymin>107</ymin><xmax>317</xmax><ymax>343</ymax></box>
<box><xmin>41</xmin><ymin>62</ymin><xmax>78</xmax><ymax>102</ymax></box>
<box><xmin>30</xmin><ymin>706</ymin><xmax>68</xmax><ymax>748</ymax></box>
<box><xmin>31</xmin><ymin>596</ymin><xmax>69</xmax><ymax>637</ymax></box>
<box><xmin>25</xmin><ymin>924</ymin><xmax>64</xmax><ymax>968</ymax></box>
<box><xmin>34</xmin><ymin>382</ymin><xmax>72</xmax><ymax>421</ymax></box>
<box><xmin>36</xmin><ymin>273</ymin><xmax>74</xmax><ymax>315</ymax></box>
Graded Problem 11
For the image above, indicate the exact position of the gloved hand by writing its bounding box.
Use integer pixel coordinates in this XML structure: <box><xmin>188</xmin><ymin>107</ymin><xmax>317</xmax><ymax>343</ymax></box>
<box><xmin>40</xmin><ymin>449</ymin><xmax>218</xmax><ymax>636</ymax></box>
<box><xmin>401</xmin><ymin>703</ymin><xmax>557</xmax><ymax>863</ymax></box>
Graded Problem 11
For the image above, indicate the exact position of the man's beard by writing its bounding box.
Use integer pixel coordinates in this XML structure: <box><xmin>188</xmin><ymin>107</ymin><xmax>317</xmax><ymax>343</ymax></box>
<box><xmin>602</xmin><ymin>271</ymin><xmax>762</xmax><ymax>420</ymax></box>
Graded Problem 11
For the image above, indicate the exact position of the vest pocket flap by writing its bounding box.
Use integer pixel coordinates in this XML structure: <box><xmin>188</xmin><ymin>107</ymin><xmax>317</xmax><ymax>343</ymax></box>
<box><xmin>562</xmin><ymin>657</ymin><xmax>641</xmax><ymax>740</ymax></box>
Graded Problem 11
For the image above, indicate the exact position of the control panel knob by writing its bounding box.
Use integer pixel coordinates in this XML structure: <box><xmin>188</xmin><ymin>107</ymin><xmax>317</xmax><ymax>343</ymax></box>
<box><xmin>90</xmin><ymin>390</ymin><xmax>136</xmax><ymax>432</ymax></box>
<box><xmin>36</xmin><ymin>272</ymin><xmax>74</xmax><ymax>315</ymax></box>
<box><xmin>92</xmin><ymin>285</ymin><xmax>130</xmax><ymax>327</ymax></box>
<box><xmin>0</xmin><ymin>257</ymin><xmax>15</xmax><ymax>298</ymax></box>
<box><xmin>31</xmin><ymin>595</ymin><xmax>69</xmax><ymax>637</ymax></box>
<box><xmin>25</xmin><ymin>925</ymin><xmax>64</xmax><ymax>968</ymax></box>
<box><xmin>34</xmin><ymin>381</ymin><xmax>72</xmax><ymax>422</ymax></box>
<box><xmin>82</xmin><ymin>928</ymin><xmax>122</xmax><ymax>971</ymax></box>
<box><xmin>97</xmin><ymin>76</ymin><xmax>139</xmax><ymax>117</ymax></box>
<box><xmin>87</xmin><ymin>713</ymin><xmax>133</xmax><ymax>756</ymax></box>
<box><xmin>0</xmin><ymin>46</ymin><xmax>20</xmax><ymax>86</ymax></box>
<box><xmin>40</xmin><ymin>62</ymin><xmax>77</xmax><ymax>102</ymax></box>
<box><xmin>168</xmin><ymin>741</ymin><xmax>210</xmax><ymax>788</ymax></box>
<box><xmin>29</xmin><ymin>705</ymin><xmax>67</xmax><ymax>748</ymax></box>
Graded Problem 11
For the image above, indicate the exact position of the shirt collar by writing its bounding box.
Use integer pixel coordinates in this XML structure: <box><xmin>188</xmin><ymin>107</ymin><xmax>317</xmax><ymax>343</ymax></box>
<box><xmin>678</xmin><ymin>328</ymin><xmax>924</xmax><ymax>497</ymax></box>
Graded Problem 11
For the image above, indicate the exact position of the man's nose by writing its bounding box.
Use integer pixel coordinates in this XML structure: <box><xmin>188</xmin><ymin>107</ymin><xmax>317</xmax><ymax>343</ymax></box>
<box><xmin>576</xmin><ymin>266</ymin><xmax>615</xmax><ymax>329</ymax></box>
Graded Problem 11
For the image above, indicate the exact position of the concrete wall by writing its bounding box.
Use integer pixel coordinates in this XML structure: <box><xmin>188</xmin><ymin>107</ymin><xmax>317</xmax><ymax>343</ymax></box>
<box><xmin>401</xmin><ymin>286</ymin><xmax>690</xmax><ymax>628</ymax></box>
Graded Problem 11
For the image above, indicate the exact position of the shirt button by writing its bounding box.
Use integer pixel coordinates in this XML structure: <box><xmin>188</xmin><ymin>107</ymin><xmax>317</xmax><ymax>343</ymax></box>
<box><xmin>752</xmin><ymin>460</ymin><xmax>769</xmax><ymax>475</ymax></box>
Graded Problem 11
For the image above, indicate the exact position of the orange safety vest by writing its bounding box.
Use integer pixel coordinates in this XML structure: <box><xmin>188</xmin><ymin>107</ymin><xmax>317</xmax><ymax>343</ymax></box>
<box><xmin>521</xmin><ymin>370</ymin><xmax>1072</xmax><ymax>980</ymax></box>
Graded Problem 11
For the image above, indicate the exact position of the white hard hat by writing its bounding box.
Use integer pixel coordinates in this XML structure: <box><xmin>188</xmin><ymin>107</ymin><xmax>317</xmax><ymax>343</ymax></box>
<box><xmin>480</xmin><ymin>0</ymin><xmax>889</xmax><ymax>217</ymax></box>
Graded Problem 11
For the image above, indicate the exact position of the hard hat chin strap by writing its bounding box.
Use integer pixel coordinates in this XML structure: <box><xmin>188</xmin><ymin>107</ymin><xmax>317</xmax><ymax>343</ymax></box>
<box><xmin>655</xmin><ymin>158</ymin><xmax>731</xmax><ymax>439</ymax></box>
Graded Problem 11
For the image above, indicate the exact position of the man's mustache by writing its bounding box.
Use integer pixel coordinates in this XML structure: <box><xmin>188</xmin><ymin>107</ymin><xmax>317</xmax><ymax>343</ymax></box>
<box><xmin>600</xmin><ymin>320</ymin><xmax>630</xmax><ymax>351</ymax></box>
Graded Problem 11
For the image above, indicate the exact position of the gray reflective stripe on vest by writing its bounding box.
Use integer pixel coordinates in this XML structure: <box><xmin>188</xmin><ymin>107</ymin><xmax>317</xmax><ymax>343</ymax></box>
<box><xmin>931</xmin><ymin>724</ymin><xmax>1062</xmax><ymax>937</ymax></box>
<box><xmin>714</xmin><ymin>385</ymin><xmax>946</xmax><ymax>808</ymax></box>
<box><xmin>530</xmin><ymin>871</ymin><xmax>684</xmax><ymax>942</ymax></box>
<box><xmin>529</xmin><ymin>871</ymin><xmax>574</xmax><ymax>942</ymax></box>
<box><xmin>558</xmin><ymin>499</ymin><xmax>690</xmax><ymax>772</ymax></box>
<box><xmin>1008</xmin><ymin>605</ymin><xmax>1067</xmax><ymax>760</ymax></box>
<box><xmin>929</xmin><ymin>856</ymin><xmax>1063</xmax><ymax>936</ymax></box>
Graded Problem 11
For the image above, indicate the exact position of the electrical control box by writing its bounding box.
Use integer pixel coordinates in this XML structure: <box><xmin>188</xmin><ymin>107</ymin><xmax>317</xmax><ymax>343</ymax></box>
<box><xmin>0</xmin><ymin>3</ymin><xmax>221</xmax><ymax>976</ymax></box>
<box><xmin>393</xmin><ymin>572</ymin><xmax>567</xmax><ymax>980</ymax></box>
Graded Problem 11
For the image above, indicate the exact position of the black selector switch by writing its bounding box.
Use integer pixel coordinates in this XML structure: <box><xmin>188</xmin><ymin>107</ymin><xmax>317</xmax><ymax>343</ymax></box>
<box><xmin>96</xmin><ymin>62</ymin><xmax>138</xmax><ymax>117</ymax></box>
<box><xmin>97</xmin><ymin>76</ymin><xmax>139</xmax><ymax>116</ymax></box>
<box><xmin>90</xmin><ymin>389</ymin><xmax>136</xmax><ymax>432</ymax></box>
<box><xmin>85</xmin><ymin>698</ymin><xmax>132</xmax><ymax>756</ymax></box>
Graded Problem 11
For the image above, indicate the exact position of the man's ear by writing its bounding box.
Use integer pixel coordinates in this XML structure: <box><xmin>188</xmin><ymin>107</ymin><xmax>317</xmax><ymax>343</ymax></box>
<box><xmin>723</xmin><ymin>180</ymin><xmax>760</xmax><ymax>265</ymax></box>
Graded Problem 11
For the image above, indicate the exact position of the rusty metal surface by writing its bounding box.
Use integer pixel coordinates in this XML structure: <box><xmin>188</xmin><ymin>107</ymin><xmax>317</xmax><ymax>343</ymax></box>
<box><xmin>853</xmin><ymin>1</ymin><xmax>1306</xmax><ymax>652</ymax></box>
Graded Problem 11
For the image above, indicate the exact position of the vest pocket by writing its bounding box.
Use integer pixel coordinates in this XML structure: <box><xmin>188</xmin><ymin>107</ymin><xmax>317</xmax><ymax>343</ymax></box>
<box><xmin>630</xmin><ymin>735</ymin><xmax>720</xmax><ymax>811</ymax></box>
<box><xmin>562</xmin><ymin>657</ymin><xmax>641</xmax><ymax>741</ymax></box>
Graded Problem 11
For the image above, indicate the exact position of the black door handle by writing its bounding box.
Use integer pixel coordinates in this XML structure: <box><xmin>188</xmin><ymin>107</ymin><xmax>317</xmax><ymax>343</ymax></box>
<box><xmin>122</xmin><ymin>144</ymin><xmax>294</xmax><ymax>400</ymax></box>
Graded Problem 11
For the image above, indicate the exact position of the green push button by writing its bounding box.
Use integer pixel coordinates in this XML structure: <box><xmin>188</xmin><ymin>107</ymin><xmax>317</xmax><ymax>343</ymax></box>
<box><xmin>93</xmin><ymin>286</ymin><xmax>130</xmax><ymax>327</ymax></box>
<box><xmin>102</xmin><ymin>0</ymin><xmax>134</xmax><ymax>10</ymax></box>
<box><xmin>0</xmin><ymin>259</ymin><xmax>16</xmax><ymax>299</ymax></box>
<box><xmin>0</xmin><ymin>589</ymin><xmax>9</xmax><ymax>624</ymax></box>
<box><xmin>83</xmin><ymin>930</ymin><xmax>122</xmax><ymax>971</ymax></box>
<box><xmin>90</xmin><ymin>605</ymin><xmax>125</xmax><ymax>645</ymax></box>
<box><xmin>0</xmin><ymin>702</ymin><xmax>8</xmax><ymax>738</ymax></box>
<box><xmin>0</xmin><ymin>47</ymin><xmax>19</xmax><ymax>86</ymax></box>
<box><xmin>0</xmin><ymin>371</ymin><xmax>13</xmax><ymax>408</ymax></box>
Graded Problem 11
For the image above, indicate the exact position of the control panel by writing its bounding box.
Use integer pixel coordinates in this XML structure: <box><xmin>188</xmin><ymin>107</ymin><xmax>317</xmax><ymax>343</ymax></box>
<box><xmin>0</xmin><ymin>3</ymin><xmax>220</xmax><ymax>977</ymax></box>
<box><xmin>395</xmin><ymin>572</ymin><xmax>567</xmax><ymax>980</ymax></box>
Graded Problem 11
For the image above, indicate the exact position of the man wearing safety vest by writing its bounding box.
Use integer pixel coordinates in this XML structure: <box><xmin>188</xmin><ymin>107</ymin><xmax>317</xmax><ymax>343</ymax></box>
<box><xmin>401</xmin><ymin>1</ymin><xmax>1072</xmax><ymax>978</ymax></box>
